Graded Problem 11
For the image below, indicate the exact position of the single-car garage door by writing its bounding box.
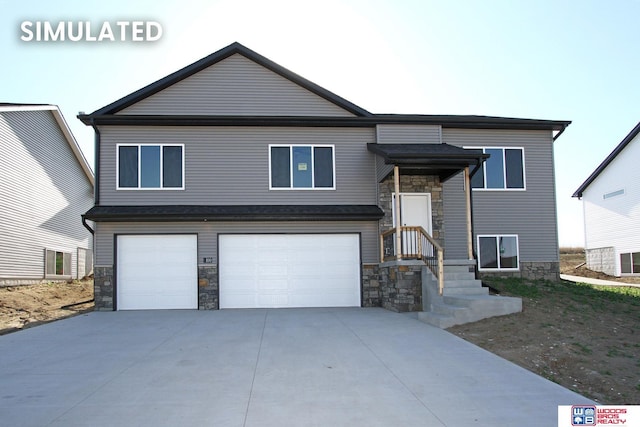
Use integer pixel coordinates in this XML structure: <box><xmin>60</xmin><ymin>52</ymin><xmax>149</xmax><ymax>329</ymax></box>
<box><xmin>117</xmin><ymin>235</ymin><xmax>198</xmax><ymax>310</ymax></box>
<box><xmin>219</xmin><ymin>234</ymin><xmax>361</xmax><ymax>309</ymax></box>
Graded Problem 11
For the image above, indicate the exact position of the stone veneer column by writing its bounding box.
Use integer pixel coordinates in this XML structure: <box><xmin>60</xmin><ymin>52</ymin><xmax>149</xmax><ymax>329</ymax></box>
<box><xmin>93</xmin><ymin>266</ymin><xmax>114</xmax><ymax>311</ymax></box>
<box><xmin>198</xmin><ymin>265</ymin><xmax>219</xmax><ymax>309</ymax></box>
<box><xmin>378</xmin><ymin>263</ymin><xmax>423</xmax><ymax>312</ymax></box>
<box><xmin>361</xmin><ymin>264</ymin><xmax>381</xmax><ymax>307</ymax></box>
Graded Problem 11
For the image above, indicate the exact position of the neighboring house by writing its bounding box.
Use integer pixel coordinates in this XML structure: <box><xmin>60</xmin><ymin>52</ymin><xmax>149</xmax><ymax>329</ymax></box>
<box><xmin>79</xmin><ymin>42</ymin><xmax>569</xmax><ymax>317</ymax></box>
<box><xmin>573</xmin><ymin>122</ymin><xmax>640</xmax><ymax>276</ymax></box>
<box><xmin>0</xmin><ymin>104</ymin><xmax>95</xmax><ymax>285</ymax></box>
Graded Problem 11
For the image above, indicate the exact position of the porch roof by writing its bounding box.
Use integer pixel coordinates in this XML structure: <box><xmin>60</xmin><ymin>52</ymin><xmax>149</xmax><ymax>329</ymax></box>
<box><xmin>367</xmin><ymin>143</ymin><xmax>488</xmax><ymax>182</ymax></box>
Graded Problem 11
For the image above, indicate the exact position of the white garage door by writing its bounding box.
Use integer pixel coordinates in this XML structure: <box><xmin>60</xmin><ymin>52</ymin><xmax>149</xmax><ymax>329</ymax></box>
<box><xmin>117</xmin><ymin>235</ymin><xmax>198</xmax><ymax>310</ymax></box>
<box><xmin>219</xmin><ymin>234</ymin><xmax>361</xmax><ymax>309</ymax></box>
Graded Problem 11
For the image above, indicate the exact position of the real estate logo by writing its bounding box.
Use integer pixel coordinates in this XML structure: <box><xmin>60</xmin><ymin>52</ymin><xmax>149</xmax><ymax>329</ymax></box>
<box><xmin>571</xmin><ymin>405</ymin><xmax>596</xmax><ymax>426</ymax></box>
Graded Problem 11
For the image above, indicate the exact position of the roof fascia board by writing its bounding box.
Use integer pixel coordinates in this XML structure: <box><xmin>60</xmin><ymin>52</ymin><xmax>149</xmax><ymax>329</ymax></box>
<box><xmin>573</xmin><ymin>121</ymin><xmax>640</xmax><ymax>198</ymax></box>
<box><xmin>79</xmin><ymin>113</ymin><xmax>570</xmax><ymax>133</ymax></box>
<box><xmin>0</xmin><ymin>104</ymin><xmax>57</xmax><ymax>113</ymax></box>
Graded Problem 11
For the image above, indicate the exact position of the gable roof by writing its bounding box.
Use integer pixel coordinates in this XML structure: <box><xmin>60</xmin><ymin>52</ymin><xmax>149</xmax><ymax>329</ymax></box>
<box><xmin>84</xmin><ymin>42</ymin><xmax>372</xmax><ymax>119</ymax></box>
<box><xmin>573</xmin><ymin>121</ymin><xmax>640</xmax><ymax>198</ymax></box>
<box><xmin>78</xmin><ymin>42</ymin><xmax>570</xmax><ymax>137</ymax></box>
<box><xmin>0</xmin><ymin>104</ymin><xmax>94</xmax><ymax>186</ymax></box>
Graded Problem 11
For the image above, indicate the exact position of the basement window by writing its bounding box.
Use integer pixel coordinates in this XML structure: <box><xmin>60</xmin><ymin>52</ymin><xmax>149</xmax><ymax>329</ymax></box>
<box><xmin>477</xmin><ymin>235</ymin><xmax>519</xmax><ymax>271</ymax></box>
<box><xmin>45</xmin><ymin>249</ymin><xmax>72</xmax><ymax>277</ymax></box>
<box><xmin>620</xmin><ymin>252</ymin><xmax>640</xmax><ymax>274</ymax></box>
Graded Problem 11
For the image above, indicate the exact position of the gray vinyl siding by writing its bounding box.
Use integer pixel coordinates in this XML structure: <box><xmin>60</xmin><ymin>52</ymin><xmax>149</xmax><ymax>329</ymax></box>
<box><xmin>99</xmin><ymin>126</ymin><xmax>377</xmax><ymax>205</ymax></box>
<box><xmin>0</xmin><ymin>110</ymin><xmax>94</xmax><ymax>280</ymax></box>
<box><xmin>442</xmin><ymin>174</ymin><xmax>468</xmax><ymax>259</ymax></box>
<box><xmin>374</xmin><ymin>124</ymin><xmax>441</xmax><ymax>182</ymax></box>
<box><xmin>376</xmin><ymin>124</ymin><xmax>442</xmax><ymax>144</ymax></box>
<box><xmin>376</xmin><ymin>155</ymin><xmax>393</xmax><ymax>182</ymax></box>
<box><xmin>442</xmin><ymin>128</ymin><xmax>559</xmax><ymax>262</ymax></box>
<box><xmin>95</xmin><ymin>221</ymin><xmax>379</xmax><ymax>265</ymax></box>
<box><xmin>118</xmin><ymin>54</ymin><xmax>355</xmax><ymax>117</ymax></box>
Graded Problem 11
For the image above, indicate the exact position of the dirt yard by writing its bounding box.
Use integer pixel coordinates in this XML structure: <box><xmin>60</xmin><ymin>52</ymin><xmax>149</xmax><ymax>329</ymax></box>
<box><xmin>1</xmin><ymin>250</ymin><xmax>639</xmax><ymax>404</ymax></box>
<box><xmin>0</xmin><ymin>279</ymin><xmax>94</xmax><ymax>334</ymax></box>
<box><xmin>449</xmin><ymin>248</ymin><xmax>640</xmax><ymax>404</ymax></box>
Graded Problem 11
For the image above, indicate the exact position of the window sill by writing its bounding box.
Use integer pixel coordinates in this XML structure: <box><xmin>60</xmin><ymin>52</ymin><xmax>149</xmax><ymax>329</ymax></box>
<box><xmin>269</xmin><ymin>187</ymin><xmax>336</xmax><ymax>191</ymax></box>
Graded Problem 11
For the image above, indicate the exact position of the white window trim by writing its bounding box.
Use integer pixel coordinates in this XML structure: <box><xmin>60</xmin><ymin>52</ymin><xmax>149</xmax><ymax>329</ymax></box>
<box><xmin>619</xmin><ymin>251</ymin><xmax>640</xmax><ymax>276</ymax></box>
<box><xmin>466</xmin><ymin>146</ymin><xmax>527</xmax><ymax>192</ymax></box>
<box><xmin>477</xmin><ymin>234</ymin><xmax>520</xmax><ymax>271</ymax></box>
<box><xmin>116</xmin><ymin>143</ymin><xmax>185</xmax><ymax>190</ymax></box>
<box><xmin>268</xmin><ymin>144</ymin><xmax>336</xmax><ymax>190</ymax></box>
<box><xmin>45</xmin><ymin>248</ymin><xmax>72</xmax><ymax>278</ymax></box>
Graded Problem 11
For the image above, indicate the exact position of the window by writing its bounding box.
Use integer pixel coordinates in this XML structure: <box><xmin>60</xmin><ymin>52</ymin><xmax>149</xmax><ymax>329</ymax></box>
<box><xmin>117</xmin><ymin>144</ymin><xmax>184</xmax><ymax>189</ymax></box>
<box><xmin>45</xmin><ymin>249</ymin><xmax>71</xmax><ymax>277</ymax></box>
<box><xmin>620</xmin><ymin>252</ymin><xmax>640</xmax><ymax>274</ymax></box>
<box><xmin>477</xmin><ymin>235</ymin><xmax>519</xmax><ymax>270</ymax></box>
<box><xmin>470</xmin><ymin>147</ymin><xmax>525</xmax><ymax>190</ymax></box>
<box><xmin>269</xmin><ymin>145</ymin><xmax>335</xmax><ymax>189</ymax></box>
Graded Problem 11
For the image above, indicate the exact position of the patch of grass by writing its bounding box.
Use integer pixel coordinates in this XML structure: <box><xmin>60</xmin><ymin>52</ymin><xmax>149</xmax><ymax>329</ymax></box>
<box><xmin>572</xmin><ymin>342</ymin><xmax>593</xmax><ymax>355</ymax></box>
<box><xmin>484</xmin><ymin>277</ymin><xmax>541</xmax><ymax>298</ymax></box>
<box><xmin>486</xmin><ymin>277</ymin><xmax>640</xmax><ymax>311</ymax></box>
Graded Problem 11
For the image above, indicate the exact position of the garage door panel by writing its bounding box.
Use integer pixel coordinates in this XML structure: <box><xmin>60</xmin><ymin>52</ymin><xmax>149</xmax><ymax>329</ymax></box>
<box><xmin>117</xmin><ymin>235</ymin><xmax>197</xmax><ymax>310</ymax></box>
<box><xmin>219</xmin><ymin>234</ymin><xmax>360</xmax><ymax>309</ymax></box>
<box><xmin>258</xmin><ymin>278</ymin><xmax>288</xmax><ymax>290</ymax></box>
<box><xmin>257</xmin><ymin>294</ymin><xmax>288</xmax><ymax>307</ymax></box>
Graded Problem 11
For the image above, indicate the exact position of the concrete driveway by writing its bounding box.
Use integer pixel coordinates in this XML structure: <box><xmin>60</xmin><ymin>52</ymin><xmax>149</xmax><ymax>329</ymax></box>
<box><xmin>0</xmin><ymin>308</ymin><xmax>591</xmax><ymax>426</ymax></box>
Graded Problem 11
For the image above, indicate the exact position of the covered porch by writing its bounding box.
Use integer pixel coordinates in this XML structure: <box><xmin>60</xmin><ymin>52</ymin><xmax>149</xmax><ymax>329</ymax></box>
<box><xmin>367</xmin><ymin>143</ymin><xmax>488</xmax><ymax>295</ymax></box>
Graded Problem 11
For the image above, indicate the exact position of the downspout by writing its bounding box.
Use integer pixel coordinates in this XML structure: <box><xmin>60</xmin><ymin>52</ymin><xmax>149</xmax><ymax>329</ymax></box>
<box><xmin>82</xmin><ymin>215</ymin><xmax>94</xmax><ymax>235</ymax></box>
<box><xmin>90</xmin><ymin>118</ymin><xmax>101</xmax><ymax>206</ymax></box>
<box><xmin>467</xmin><ymin>158</ymin><xmax>483</xmax><ymax>277</ymax></box>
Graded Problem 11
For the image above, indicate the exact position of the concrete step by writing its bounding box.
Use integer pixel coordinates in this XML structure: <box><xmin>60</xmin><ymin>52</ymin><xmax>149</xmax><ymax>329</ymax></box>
<box><xmin>442</xmin><ymin>265</ymin><xmax>475</xmax><ymax>273</ymax></box>
<box><xmin>443</xmin><ymin>271</ymin><xmax>477</xmax><ymax>281</ymax></box>
<box><xmin>431</xmin><ymin>302</ymin><xmax>469</xmax><ymax>316</ymax></box>
<box><xmin>420</xmin><ymin>294</ymin><xmax>522</xmax><ymax>329</ymax></box>
<box><xmin>418</xmin><ymin>311</ymin><xmax>461</xmax><ymax>329</ymax></box>
<box><xmin>442</xmin><ymin>287</ymin><xmax>489</xmax><ymax>296</ymax></box>
<box><xmin>442</xmin><ymin>279</ymin><xmax>483</xmax><ymax>288</ymax></box>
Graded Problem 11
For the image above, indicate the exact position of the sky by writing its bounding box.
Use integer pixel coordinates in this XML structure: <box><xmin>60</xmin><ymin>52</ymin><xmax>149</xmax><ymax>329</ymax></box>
<box><xmin>2</xmin><ymin>0</ymin><xmax>639</xmax><ymax>247</ymax></box>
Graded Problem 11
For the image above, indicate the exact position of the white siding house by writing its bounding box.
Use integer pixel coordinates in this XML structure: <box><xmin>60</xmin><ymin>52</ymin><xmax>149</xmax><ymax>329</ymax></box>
<box><xmin>573</xmin><ymin>122</ymin><xmax>640</xmax><ymax>276</ymax></box>
<box><xmin>0</xmin><ymin>104</ymin><xmax>95</xmax><ymax>285</ymax></box>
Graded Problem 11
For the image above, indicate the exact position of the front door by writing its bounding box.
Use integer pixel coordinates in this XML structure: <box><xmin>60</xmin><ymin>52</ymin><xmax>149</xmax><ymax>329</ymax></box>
<box><xmin>392</xmin><ymin>193</ymin><xmax>433</xmax><ymax>257</ymax></box>
<box><xmin>393</xmin><ymin>193</ymin><xmax>432</xmax><ymax>232</ymax></box>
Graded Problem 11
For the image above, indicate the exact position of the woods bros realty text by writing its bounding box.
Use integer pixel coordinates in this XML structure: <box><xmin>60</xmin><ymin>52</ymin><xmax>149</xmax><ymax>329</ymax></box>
<box><xmin>20</xmin><ymin>21</ymin><xmax>162</xmax><ymax>42</ymax></box>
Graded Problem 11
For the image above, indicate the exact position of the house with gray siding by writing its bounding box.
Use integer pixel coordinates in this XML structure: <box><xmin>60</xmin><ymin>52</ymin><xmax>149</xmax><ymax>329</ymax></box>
<box><xmin>0</xmin><ymin>104</ymin><xmax>94</xmax><ymax>285</ymax></box>
<box><xmin>573</xmin><ymin>122</ymin><xmax>640</xmax><ymax>276</ymax></box>
<box><xmin>79</xmin><ymin>42</ymin><xmax>568</xmax><ymax>326</ymax></box>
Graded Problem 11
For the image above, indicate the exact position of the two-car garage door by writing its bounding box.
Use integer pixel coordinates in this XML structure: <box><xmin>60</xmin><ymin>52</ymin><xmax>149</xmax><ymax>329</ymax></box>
<box><xmin>219</xmin><ymin>234</ymin><xmax>361</xmax><ymax>309</ymax></box>
<box><xmin>116</xmin><ymin>234</ymin><xmax>361</xmax><ymax>310</ymax></box>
